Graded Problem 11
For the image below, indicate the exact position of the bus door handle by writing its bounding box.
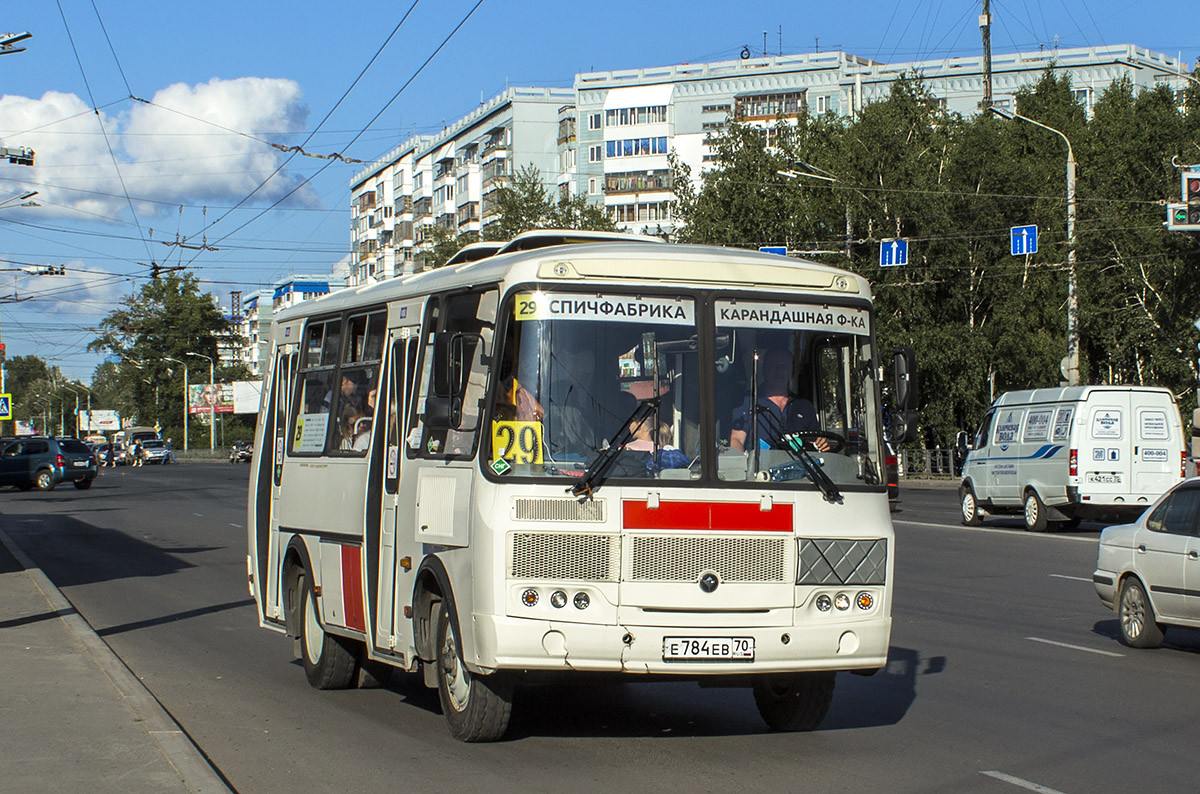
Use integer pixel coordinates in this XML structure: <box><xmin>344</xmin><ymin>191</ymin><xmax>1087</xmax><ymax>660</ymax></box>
<box><xmin>1137</xmin><ymin>544</ymin><xmax>1147</xmax><ymax>554</ymax></box>
<box><xmin>1189</xmin><ymin>550</ymin><xmax>1199</xmax><ymax>561</ymax></box>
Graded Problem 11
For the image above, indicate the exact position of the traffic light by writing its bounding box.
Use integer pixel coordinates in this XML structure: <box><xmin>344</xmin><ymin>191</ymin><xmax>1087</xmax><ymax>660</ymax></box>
<box><xmin>1167</xmin><ymin>171</ymin><xmax>1200</xmax><ymax>231</ymax></box>
<box><xmin>1185</xmin><ymin>171</ymin><xmax>1200</xmax><ymax>222</ymax></box>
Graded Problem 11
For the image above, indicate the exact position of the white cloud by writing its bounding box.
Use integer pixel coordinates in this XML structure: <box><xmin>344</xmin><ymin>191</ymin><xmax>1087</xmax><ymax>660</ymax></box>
<box><xmin>0</xmin><ymin>77</ymin><xmax>314</xmax><ymax>219</ymax></box>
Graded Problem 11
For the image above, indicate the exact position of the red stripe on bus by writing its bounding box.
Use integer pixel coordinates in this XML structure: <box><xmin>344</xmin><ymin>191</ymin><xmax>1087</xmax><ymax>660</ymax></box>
<box><xmin>341</xmin><ymin>544</ymin><xmax>366</xmax><ymax>633</ymax></box>
<box><xmin>622</xmin><ymin>500</ymin><xmax>793</xmax><ymax>531</ymax></box>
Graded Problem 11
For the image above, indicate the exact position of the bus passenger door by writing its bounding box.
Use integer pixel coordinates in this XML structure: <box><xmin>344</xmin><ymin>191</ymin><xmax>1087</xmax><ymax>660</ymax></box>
<box><xmin>374</xmin><ymin>330</ymin><xmax>421</xmax><ymax>658</ymax></box>
<box><xmin>257</xmin><ymin>346</ymin><xmax>296</xmax><ymax>624</ymax></box>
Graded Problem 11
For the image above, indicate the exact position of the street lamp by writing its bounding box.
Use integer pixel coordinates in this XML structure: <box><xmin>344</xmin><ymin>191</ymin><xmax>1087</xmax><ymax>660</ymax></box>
<box><xmin>164</xmin><ymin>357</ymin><xmax>189</xmax><ymax>451</ymax></box>
<box><xmin>61</xmin><ymin>384</ymin><xmax>84</xmax><ymax>436</ymax></box>
<box><xmin>188</xmin><ymin>352</ymin><xmax>215</xmax><ymax>452</ymax></box>
<box><xmin>990</xmin><ymin>106</ymin><xmax>1078</xmax><ymax>386</ymax></box>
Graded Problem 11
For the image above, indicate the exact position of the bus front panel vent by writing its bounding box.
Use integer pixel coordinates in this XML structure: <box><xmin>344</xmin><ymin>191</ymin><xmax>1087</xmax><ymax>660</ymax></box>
<box><xmin>510</xmin><ymin>532</ymin><xmax>620</xmax><ymax>581</ymax></box>
<box><xmin>511</xmin><ymin>497</ymin><xmax>607</xmax><ymax>523</ymax></box>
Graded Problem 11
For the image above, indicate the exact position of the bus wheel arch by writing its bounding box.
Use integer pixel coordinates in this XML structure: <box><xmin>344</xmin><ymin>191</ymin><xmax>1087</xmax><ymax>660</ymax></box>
<box><xmin>281</xmin><ymin>537</ymin><xmax>313</xmax><ymax>640</ymax></box>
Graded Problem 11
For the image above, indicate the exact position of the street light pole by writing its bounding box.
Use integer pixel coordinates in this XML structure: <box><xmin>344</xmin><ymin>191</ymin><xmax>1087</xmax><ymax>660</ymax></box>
<box><xmin>991</xmin><ymin>107</ymin><xmax>1079</xmax><ymax>386</ymax></box>
<box><xmin>164</xmin><ymin>357</ymin><xmax>188</xmax><ymax>451</ymax></box>
<box><xmin>188</xmin><ymin>352</ymin><xmax>215</xmax><ymax>452</ymax></box>
<box><xmin>62</xmin><ymin>384</ymin><xmax>83</xmax><ymax>436</ymax></box>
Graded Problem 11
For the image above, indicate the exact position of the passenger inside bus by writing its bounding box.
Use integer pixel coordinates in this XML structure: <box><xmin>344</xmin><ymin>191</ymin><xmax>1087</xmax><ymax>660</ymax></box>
<box><xmin>729</xmin><ymin>348</ymin><xmax>830</xmax><ymax>453</ymax></box>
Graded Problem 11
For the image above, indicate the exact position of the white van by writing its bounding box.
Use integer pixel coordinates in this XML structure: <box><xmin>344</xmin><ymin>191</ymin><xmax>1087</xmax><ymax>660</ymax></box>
<box><xmin>959</xmin><ymin>386</ymin><xmax>1185</xmax><ymax>530</ymax></box>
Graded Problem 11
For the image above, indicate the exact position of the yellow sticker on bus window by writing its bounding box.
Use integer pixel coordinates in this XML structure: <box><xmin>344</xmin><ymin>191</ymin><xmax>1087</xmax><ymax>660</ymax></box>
<box><xmin>513</xmin><ymin>293</ymin><xmax>543</xmax><ymax>321</ymax></box>
<box><xmin>492</xmin><ymin>420</ymin><xmax>543</xmax><ymax>464</ymax></box>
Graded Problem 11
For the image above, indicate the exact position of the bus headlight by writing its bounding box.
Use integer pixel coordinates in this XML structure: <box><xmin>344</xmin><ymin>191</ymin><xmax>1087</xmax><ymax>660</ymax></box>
<box><xmin>573</xmin><ymin>592</ymin><xmax>590</xmax><ymax>610</ymax></box>
<box><xmin>834</xmin><ymin>593</ymin><xmax>851</xmax><ymax>611</ymax></box>
<box><xmin>856</xmin><ymin>592</ymin><xmax>874</xmax><ymax>610</ymax></box>
<box><xmin>550</xmin><ymin>590</ymin><xmax>567</xmax><ymax>609</ymax></box>
<box><xmin>521</xmin><ymin>589</ymin><xmax>539</xmax><ymax>607</ymax></box>
<box><xmin>815</xmin><ymin>594</ymin><xmax>832</xmax><ymax>612</ymax></box>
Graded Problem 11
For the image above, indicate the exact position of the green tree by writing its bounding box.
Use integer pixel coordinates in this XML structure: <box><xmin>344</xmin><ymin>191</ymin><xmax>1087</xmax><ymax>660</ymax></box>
<box><xmin>672</xmin><ymin>68</ymin><xmax>1200</xmax><ymax>449</ymax></box>
<box><xmin>482</xmin><ymin>163</ymin><xmax>616</xmax><ymax>241</ymax></box>
<box><xmin>88</xmin><ymin>271</ymin><xmax>244</xmax><ymax>429</ymax></box>
<box><xmin>420</xmin><ymin>226</ymin><xmax>479</xmax><ymax>269</ymax></box>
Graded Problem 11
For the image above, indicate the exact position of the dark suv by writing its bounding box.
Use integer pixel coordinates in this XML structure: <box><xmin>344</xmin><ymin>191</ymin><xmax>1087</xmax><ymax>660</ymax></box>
<box><xmin>0</xmin><ymin>437</ymin><xmax>98</xmax><ymax>491</ymax></box>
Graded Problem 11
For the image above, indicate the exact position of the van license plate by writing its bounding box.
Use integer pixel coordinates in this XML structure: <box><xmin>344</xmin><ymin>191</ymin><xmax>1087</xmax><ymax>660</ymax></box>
<box><xmin>72</xmin><ymin>460</ymin><xmax>87</xmax><ymax>467</ymax></box>
<box><xmin>663</xmin><ymin>637</ymin><xmax>754</xmax><ymax>662</ymax></box>
<box><xmin>1086</xmin><ymin>472</ymin><xmax>1122</xmax><ymax>484</ymax></box>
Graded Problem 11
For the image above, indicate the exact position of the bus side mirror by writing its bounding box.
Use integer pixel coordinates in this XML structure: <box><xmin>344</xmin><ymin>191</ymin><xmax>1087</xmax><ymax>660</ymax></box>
<box><xmin>428</xmin><ymin>332</ymin><xmax>479</xmax><ymax>431</ymax></box>
<box><xmin>889</xmin><ymin>346</ymin><xmax>919</xmax><ymax>444</ymax></box>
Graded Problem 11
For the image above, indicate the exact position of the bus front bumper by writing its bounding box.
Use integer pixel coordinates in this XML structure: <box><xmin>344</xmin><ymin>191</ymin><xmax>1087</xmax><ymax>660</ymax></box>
<box><xmin>469</xmin><ymin>613</ymin><xmax>892</xmax><ymax>676</ymax></box>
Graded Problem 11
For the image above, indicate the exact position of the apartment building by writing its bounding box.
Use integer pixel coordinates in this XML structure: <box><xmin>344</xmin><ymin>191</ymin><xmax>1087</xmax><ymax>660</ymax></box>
<box><xmin>348</xmin><ymin>43</ymin><xmax>1194</xmax><ymax>272</ymax></box>
<box><xmin>349</xmin><ymin>87</ymin><xmax>574</xmax><ymax>285</ymax></box>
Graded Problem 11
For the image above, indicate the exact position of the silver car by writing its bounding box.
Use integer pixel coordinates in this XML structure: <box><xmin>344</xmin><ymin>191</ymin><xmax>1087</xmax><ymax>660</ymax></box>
<box><xmin>1094</xmin><ymin>478</ymin><xmax>1200</xmax><ymax>648</ymax></box>
<box><xmin>137</xmin><ymin>439</ymin><xmax>172</xmax><ymax>465</ymax></box>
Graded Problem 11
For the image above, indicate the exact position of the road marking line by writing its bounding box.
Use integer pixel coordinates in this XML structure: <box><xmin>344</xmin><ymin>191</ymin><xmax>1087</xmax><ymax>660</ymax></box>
<box><xmin>980</xmin><ymin>771</ymin><xmax>1067</xmax><ymax>794</ymax></box>
<box><xmin>1049</xmin><ymin>573</ymin><xmax>1091</xmax><ymax>582</ymax></box>
<box><xmin>892</xmin><ymin>519</ymin><xmax>1097</xmax><ymax>543</ymax></box>
<box><xmin>193</xmin><ymin>513</ymin><xmax>204</xmax><ymax>517</ymax></box>
<box><xmin>1026</xmin><ymin>636</ymin><xmax>1123</xmax><ymax>658</ymax></box>
<box><xmin>229</xmin><ymin>523</ymin><xmax>242</xmax><ymax>528</ymax></box>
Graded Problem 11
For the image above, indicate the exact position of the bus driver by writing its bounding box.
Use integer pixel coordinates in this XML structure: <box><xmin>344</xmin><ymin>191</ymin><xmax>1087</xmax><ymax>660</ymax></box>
<box><xmin>729</xmin><ymin>348</ymin><xmax>830</xmax><ymax>453</ymax></box>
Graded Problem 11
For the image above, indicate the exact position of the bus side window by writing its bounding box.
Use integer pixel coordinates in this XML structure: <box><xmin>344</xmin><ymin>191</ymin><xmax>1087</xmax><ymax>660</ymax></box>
<box><xmin>385</xmin><ymin>337</ymin><xmax>419</xmax><ymax>492</ymax></box>
<box><xmin>273</xmin><ymin>351</ymin><xmax>295</xmax><ymax>485</ymax></box>
<box><xmin>411</xmin><ymin>290</ymin><xmax>498</xmax><ymax>459</ymax></box>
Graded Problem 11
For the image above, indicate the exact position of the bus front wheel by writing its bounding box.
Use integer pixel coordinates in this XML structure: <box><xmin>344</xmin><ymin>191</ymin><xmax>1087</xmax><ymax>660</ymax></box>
<box><xmin>299</xmin><ymin>573</ymin><xmax>358</xmax><ymax>689</ymax></box>
<box><xmin>435</xmin><ymin>602</ymin><xmax>512</xmax><ymax>742</ymax></box>
<box><xmin>752</xmin><ymin>671</ymin><xmax>836</xmax><ymax>732</ymax></box>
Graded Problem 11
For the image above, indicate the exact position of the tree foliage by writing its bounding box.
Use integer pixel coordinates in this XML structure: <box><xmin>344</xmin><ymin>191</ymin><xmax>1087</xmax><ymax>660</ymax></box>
<box><xmin>88</xmin><ymin>271</ymin><xmax>247</xmax><ymax>429</ymax></box>
<box><xmin>481</xmin><ymin>163</ymin><xmax>616</xmax><ymax>242</ymax></box>
<box><xmin>673</xmin><ymin>69</ymin><xmax>1200</xmax><ymax>445</ymax></box>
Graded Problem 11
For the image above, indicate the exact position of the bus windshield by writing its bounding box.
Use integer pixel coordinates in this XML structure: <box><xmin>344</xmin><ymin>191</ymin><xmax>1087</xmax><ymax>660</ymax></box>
<box><xmin>491</xmin><ymin>291</ymin><xmax>701</xmax><ymax>480</ymax></box>
<box><xmin>487</xmin><ymin>291</ymin><xmax>884</xmax><ymax>489</ymax></box>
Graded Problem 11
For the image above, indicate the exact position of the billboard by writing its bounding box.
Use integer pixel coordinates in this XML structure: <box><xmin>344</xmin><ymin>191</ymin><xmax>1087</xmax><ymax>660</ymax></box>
<box><xmin>79</xmin><ymin>409</ymin><xmax>121</xmax><ymax>431</ymax></box>
<box><xmin>189</xmin><ymin>383</ymin><xmax>234</xmax><ymax>414</ymax></box>
<box><xmin>188</xmin><ymin>381</ymin><xmax>262</xmax><ymax>415</ymax></box>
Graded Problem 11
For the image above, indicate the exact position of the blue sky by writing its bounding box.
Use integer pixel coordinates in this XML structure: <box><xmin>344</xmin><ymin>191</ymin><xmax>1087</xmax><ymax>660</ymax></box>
<box><xmin>0</xmin><ymin>0</ymin><xmax>1193</xmax><ymax>381</ymax></box>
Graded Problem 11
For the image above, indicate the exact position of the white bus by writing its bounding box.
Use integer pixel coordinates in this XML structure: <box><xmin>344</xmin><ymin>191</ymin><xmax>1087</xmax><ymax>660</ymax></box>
<box><xmin>246</xmin><ymin>235</ymin><xmax>918</xmax><ymax>741</ymax></box>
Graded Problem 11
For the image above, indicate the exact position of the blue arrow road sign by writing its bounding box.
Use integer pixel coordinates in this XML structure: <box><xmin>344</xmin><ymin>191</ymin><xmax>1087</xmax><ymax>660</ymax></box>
<box><xmin>758</xmin><ymin>246</ymin><xmax>787</xmax><ymax>256</ymax></box>
<box><xmin>1010</xmin><ymin>224</ymin><xmax>1038</xmax><ymax>256</ymax></box>
<box><xmin>880</xmin><ymin>238</ymin><xmax>908</xmax><ymax>267</ymax></box>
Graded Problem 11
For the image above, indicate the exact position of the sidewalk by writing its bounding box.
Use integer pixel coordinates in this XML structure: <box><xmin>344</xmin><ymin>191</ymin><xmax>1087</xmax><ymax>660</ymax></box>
<box><xmin>0</xmin><ymin>528</ymin><xmax>231</xmax><ymax>794</ymax></box>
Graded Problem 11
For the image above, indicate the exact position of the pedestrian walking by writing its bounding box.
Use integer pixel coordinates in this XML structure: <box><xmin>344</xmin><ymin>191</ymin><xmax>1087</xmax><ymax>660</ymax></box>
<box><xmin>132</xmin><ymin>440</ymin><xmax>144</xmax><ymax>467</ymax></box>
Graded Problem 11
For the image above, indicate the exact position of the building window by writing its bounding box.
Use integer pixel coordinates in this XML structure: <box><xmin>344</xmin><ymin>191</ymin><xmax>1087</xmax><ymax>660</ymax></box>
<box><xmin>815</xmin><ymin>95</ymin><xmax>829</xmax><ymax>114</ymax></box>
<box><xmin>735</xmin><ymin>91</ymin><xmax>807</xmax><ymax>120</ymax></box>
<box><xmin>588</xmin><ymin>112</ymin><xmax>602</xmax><ymax>130</ymax></box>
<box><xmin>701</xmin><ymin>103</ymin><xmax>731</xmax><ymax>114</ymax></box>
<box><xmin>604</xmin><ymin>169</ymin><xmax>672</xmax><ymax>194</ymax></box>
<box><xmin>588</xmin><ymin>177</ymin><xmax>598</xmax><ymax>194</ymax></box>
<box><xmin>607</xmin><ymin>201</ymin><xmax>673</xmax><ymax>224</ymax></box>
<box><xmin>604</xmin><ymin>137</ymin><xmax>669</xmax><ymax>159</ymax></box>
<box><xmin>603</xmin><ymin>105</ymin><xmax>668</xmax><ymax>126</ymax></box>
<box><xmin>588</xmin><ymin>144</ymin><xmax>603</xmax><ymax>163</ymax></box>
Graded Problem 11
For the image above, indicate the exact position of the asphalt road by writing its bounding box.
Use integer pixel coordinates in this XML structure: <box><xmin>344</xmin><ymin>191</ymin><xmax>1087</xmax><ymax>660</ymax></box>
<box><xmin>3</xmin><ymin>465</ymin><xmax>1196</xmax><ymax>794</ymax></box>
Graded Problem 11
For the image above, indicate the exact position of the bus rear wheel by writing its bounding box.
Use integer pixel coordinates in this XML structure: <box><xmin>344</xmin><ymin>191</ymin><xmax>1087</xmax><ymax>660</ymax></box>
<box><xmin>435</xmin><ymin>602</ymin><xmax>512</xmax><ymax>742</ymax></box>
<box><xmin>299</xmin><ymin>573</ymin><xmax>358</xmax><ymax>689</ymax></box>
<box><xmin>752</xmin><ymin>671</ymin><xmax>836</xmax><ymax>732</ymax></box>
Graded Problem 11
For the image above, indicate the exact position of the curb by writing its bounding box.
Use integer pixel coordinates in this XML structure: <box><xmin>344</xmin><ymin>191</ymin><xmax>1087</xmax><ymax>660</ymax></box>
<box><xmin>0</xmin><ymin>527</ymin><xmax>234</xmax><ymax>794</ymax></box>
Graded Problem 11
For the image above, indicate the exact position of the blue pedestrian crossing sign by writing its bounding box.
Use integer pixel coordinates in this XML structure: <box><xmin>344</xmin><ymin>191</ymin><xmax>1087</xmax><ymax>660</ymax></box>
<box><xmin>0</xmin><ymin>393</ymin><xmax>10</xmax><ymax>420</ymax></box>
<box><xmin>880</xmin><ymin>238</ymin><xmax>908</xmax><ymax>267</ymax></box>
<box><xmin>1010</xmin><ymin>224</ymin><xmax>1038</xmax><ymax>256</ymax></box>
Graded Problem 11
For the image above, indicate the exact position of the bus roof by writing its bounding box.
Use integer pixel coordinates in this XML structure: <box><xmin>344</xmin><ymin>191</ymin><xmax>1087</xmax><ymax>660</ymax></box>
<box><xmin>274</xmin><ymin>241</ymin><xmax>869</xmax><ymax>325</ymax></box>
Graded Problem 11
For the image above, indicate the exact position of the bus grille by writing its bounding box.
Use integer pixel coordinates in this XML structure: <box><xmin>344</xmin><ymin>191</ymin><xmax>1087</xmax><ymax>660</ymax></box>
<box><xmin>628</xmin><ymin>535</ymin><xmax>789</xmax><ymax>583</ymax></box>
<box><xmin>510</xmin><ymin>532</ymin><xmax>620</xmax><ymax>581</ymax></box>
<box><xmin>797</xmin><ymin>538</ymin><xmax>887</xmax><ymax>585</ymax></box>
<box><xmin>511</xmin><ymin>497</ymin><xmax>606</xmax><ymax>522</ymax></box>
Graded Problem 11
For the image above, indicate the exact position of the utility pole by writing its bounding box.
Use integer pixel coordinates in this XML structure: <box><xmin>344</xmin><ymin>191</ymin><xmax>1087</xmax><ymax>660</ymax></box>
<box><xmin>980</xmin><ymin>0</ymin><xmax>993</xmax><ymax>110</ymax></box>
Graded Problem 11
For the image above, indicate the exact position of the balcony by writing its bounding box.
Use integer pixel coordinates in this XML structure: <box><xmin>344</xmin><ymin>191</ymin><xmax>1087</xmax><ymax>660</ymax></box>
<box><xmin>413</xmin><ymin>197</ymin><xmax>432</xmax><ymax>218</ymax></box>
<box><xmin>457</xmin><ymin>202</ymin><xmax>479</xmax><ymax>227</ymax></box>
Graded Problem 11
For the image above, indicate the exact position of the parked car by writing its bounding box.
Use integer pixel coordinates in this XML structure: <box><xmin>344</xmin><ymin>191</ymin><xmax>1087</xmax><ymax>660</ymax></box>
<box><xmin>137</xmin><ymin>439</ymin><xmax>172</xmax><ymax>465</ymax></box>
<box><xmin>1094</xmin><ymin>477</ymin><xmax>1200</xmax><ymax>648</ymax></box>
<box><xmin>0</xmin><ymin>436</ymin><xmax>98</xmax><ymax>491</ymax></box>
<box><xmin>229</xmin><ymin>440</ymin><xmax>253</xmax><ymax>463</ymax></box>
<box><xmin>95</xmin><ymin>441</ymin><xmax>126</xmax><ymax>466</ymax></box>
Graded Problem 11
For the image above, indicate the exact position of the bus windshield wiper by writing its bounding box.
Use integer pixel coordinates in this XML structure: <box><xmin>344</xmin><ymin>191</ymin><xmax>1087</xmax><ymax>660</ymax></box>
<box><xmin>570</xmin><ymin>399</ymin><xmax>657</xmax><ymax>499</ymax></box>
<box><xmin>755</xmin><ymin>408</ymin><xmax>843</xmax><ymax>504</ymax></box>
